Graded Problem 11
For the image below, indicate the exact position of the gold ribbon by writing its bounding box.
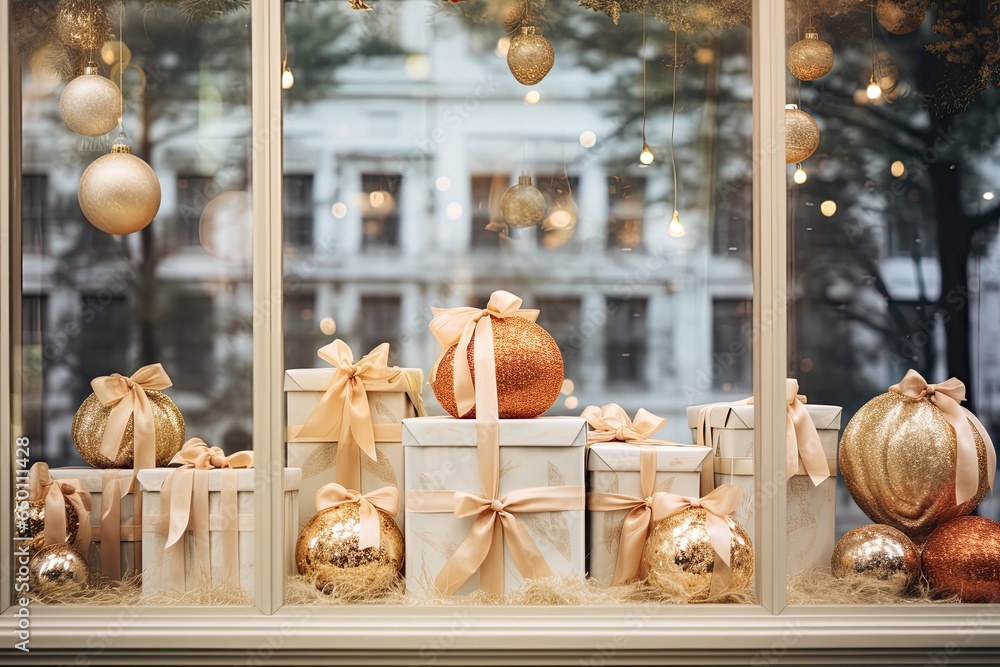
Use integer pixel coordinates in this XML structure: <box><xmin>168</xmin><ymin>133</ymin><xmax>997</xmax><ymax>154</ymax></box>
<box><xmin>27</xmin><ymin>462</ymin><xmax>92</xmax><ymax>555</ymax></box>
<box><xmin>889</xmin><ymin>369</ymin><xmax>997</xmax><ymax>505</ymax></box>
<box><xmin>315</xmin><ymin>482</ymin><xmax>399</xmax><ymax>550</ymax></box>
<box><xmin>581</xmin><ymin>403</ymin><xmax>667</xmax><ymax>445</ymax></box>
<box><xmin>91</xmin><ymin>363</ymin><xmax>172</xmax><ymax>474</ymax></box>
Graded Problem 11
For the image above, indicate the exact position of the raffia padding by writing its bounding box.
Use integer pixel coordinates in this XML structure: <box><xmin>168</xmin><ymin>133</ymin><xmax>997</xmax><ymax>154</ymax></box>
<box><xmin>28</xmin><ymin>574</ymin><xmax>251</xmax><ymax>606</ymax></box>
<box><xmin>787</xmin><ymin>567</ymin><xmax>960</xmax><ymax>605</ymax></box>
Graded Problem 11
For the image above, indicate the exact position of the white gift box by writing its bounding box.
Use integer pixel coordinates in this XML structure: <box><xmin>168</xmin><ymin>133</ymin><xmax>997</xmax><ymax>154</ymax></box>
<box><xmin>586</xmin><ymin>443</ymin><xmax>712</xmax><ymax>586</ymax></box>
<box><xmin>284</xmin><ymin>367</ymin><xmax>423</xmax><ymax>532</ymax></box>
<box><xmin>402</xmin><ymin>416</ymin><xmax>587</xmax><ymax>597</ymax></box>
<box><xmin>686</xmin><ymin>402</ymin><xmax>842</xmax><ymax>577</ymax></box>
<box><xmin>137</xmin><ymin>468</ymin><xmax>300</xmax><ymax>597</ymax></box>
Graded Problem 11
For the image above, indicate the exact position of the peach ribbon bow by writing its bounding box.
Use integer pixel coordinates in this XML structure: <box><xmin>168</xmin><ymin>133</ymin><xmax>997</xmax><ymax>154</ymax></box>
<box><xmin>581</xmin><ymin>403</ymin><xmax>667</xmax><ymax>445</ymax></box>
<box><xmin>890</xmin><ymin>370</ymin><xmax>997</xmax><ymax>505</ymax></box>
<box><xmin>779</xmin><ymin>379</ymin><xmax>832</xmax><ymax>486</ymax></box>
<box><xmin>315</xmin><ymin>482</ymin><xmax>399</xmax><ymax>550</ymax></box>
<box><xmin>27</xmin><ymin>462</ymin><xmax>93</xmax><ymax>555</ymax></box>
<box><xmin>91</xmin><ymin>363</ymin><xmax>172</xmax><ymax>473</ymax></box>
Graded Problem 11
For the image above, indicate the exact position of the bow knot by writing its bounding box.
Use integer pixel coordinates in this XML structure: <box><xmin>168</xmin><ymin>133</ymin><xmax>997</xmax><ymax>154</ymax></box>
<box><xmin>170</xmin><ymin>438</ymin><xmax>254</xmax><ymax>470</ymax></box>
<box><xmin>315</xmin><ymin>482</ymin><xmax>399</xmax><ymax>550</ymax></box>
<box><xmin>581</xmin><ymin>404</ymin><xmax>667</xmax><ymax>445</ymax></box>
<box><xmin>27</xmin><ymin>462</ymin><xmax>93</xmax><ymax>555</ymax></box>
<box><xmin>90</xmin><ymin>363</ymin><xmax>173</xmax><ymax>468</ymax></box>
<box><xmin>490</xmin><ymin>499</ymin><xmax>505</xmax><ymax>513</ymax></box>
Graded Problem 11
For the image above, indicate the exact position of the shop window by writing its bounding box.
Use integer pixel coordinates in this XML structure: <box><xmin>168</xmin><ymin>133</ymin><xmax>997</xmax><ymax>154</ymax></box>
<box><xmin>359</xmin><ymin>295</ymin><xmax>402</xmax><ymax>366</ymax></box>
<box><xmin>284</xmin><ymin>174</ymin><xmax>315</xmax><ymax>249</ymax></box>
<box><xmin>175</xmin><ymin>174</ymin><xmax>214</xmax><ymax>248</ymax></box>
<box><xmin>607</xmin><ymin>176</ymin><xmax>645</xmax><ymax>252</ymax></box>
<box><xmin>470</xmin><ymin>174</ymin><xmax>505</xmax><ymax>249</ymax></box>
<box><xmin>711</xmin><ymin>298</ymin><xmax>751</xmax><ymax>392</ymax></box>
<box><xmin>605</xmin><ymin>297</ymin><xmax>647</xmax><ymax>386</ymax></box>
<box><xmin>536</xmin><ymin>297</ymin><xmax>582</xmax><ymax>382</ymax></box>
<box><xmin>361</xmin><ymin>173</ymin><xmax>402</xmax><ymax>250</ymax></box>
<box><xmin>162</xmin><ymin>293</ymin><xmax>215</xmax><ymax>391</ymax></box>
<box><xmin>22</xmin><ymin>173</ymin><xmax>47</xmax><ymax>254</ymax></box>
<box><xmin>284</xmin><ymin>293</ymin><xmax>319</xmax><ymax>371</ymax></box>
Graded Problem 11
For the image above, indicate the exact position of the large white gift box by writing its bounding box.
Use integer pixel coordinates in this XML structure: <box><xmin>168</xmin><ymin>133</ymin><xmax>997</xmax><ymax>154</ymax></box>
<box><xmin>137</xmin><ymin>468</ymin><xmax>300</xmax><ymax>596</ymax></box>
<box><xmin>284</xmin><ymin>364</ymin><xmax>424</xmax><ymax>532</ymax></box>
<box><xmin>686</xmin><ymin>399</ymin><xmax>842</xmax><ymax>577</ymax></box>
<box><xmin>586</xmin><ymin>443</ymin><xmax>712</xmax><ymax>586</ymax></box>
<box><xmin>403</xmin><ymin>416</ymin><xmax>587</xmax><ymax>597</ymax></box>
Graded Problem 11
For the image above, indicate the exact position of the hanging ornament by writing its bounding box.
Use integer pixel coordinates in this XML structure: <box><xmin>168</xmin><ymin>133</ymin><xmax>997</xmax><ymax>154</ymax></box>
<box><xmin>59</xmin><ymin>62</ymin><xmax>121</xmax><ymax>137</ymax></box>
<box><xmin>499</xmin><ymin>173</ymin><xmax>547</xmax><ymax>228</ymax></box>
<box><xmin>28</xmin><ymin>544</ymin><xmax>91</xmax><ymax>597</ymax></box>
<box><xmin>78</xmin><ymin>139</ymin><xmax>162</xmax><ymax>235</ymax></box>
<box><xmin>787</xmin><ymin>28</ymin><xmax>834</xmax><ymax>81</ymax></box>
<box><xmin>922</xmin><ymin>516</ymin><xmax>1000</xmax><ymax>603</ymax></box>
<box><xmin>507</xmin><ymin>26</ymin><xmax>555</xmax><ymax>86</ymax></box>
<box><xmin>831</xmin><ymin>524</ymin><xmax>919</xmax><ymax>595</ymax></box>
<box><xmin>72</xmin><ymin>385</ymin><xmax>183</xmax><ymax>466</ymax></box>
<box><xmin>875</xmin><ymin>0</ymin><xmax>927</xmax><ymax>36</ymax></box>
<box><xmin>55</xmin><ymin>0</ymin><xmax>113</xmax><ymax>51</ymax></box>
<box><xmin>785</xmin><ymin>104</ymin><xmax>820</xmax><ymax>164</ymax></box>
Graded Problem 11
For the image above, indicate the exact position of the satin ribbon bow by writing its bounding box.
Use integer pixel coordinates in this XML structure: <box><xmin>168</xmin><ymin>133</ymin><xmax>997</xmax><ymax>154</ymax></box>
<box><xmin>781</xmin><ymin>380</ymin><xmax>832</xmax><ymax>486</ymax></box>
<box><xmin>169</xmin><ymin>437</ymin><xmax>255</xmax><ymax>471</ymax></box>
<box><xmin>890</xmin><ymin>370</ymin><xmax>997</xmax><ymax>505</ymax></box>
<box><xmin>27</xmin><ymin>462</ymin><xmax>93</xmax><ymax>555</ymax></box>
<box><xmin>315</xmin><ymin>483</ymin><xmax>399</xmax><ymax>550</ymax></box>
<box><xmin>91</xmin><ymin>363</ymin><xmax>172</xmax><ymax>471</ymax></box>
<box><xmin>582</xmin><ymin>403</ymin><xmax>667</xmax><ymax>444</ymax></box>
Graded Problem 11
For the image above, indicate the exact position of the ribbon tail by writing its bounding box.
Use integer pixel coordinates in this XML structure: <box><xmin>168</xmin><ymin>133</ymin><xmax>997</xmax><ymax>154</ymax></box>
<box><xmin>499</xmin><ymin>513</ymin><xmax>553</xmax><ymax>584</ymax></box>
<box><xmin>705</xmin><ymin>512</ymin><xmax>733</xmax><ymax>597</ymax></box>
<box><xmin>357</xmin><ymin>498</ymin><xmax>381</xmax><ymax>551</ymax></box>
<box><xmin>434</xmin><ymin>512</ymin><xmax>497</xmax><ymax>596</ymax></box>
<box><xmin>611</xmin><ymin>507</ymin><xmax>652</xmax><ymax>586</ymax></box>
<box><xmin>100</xmin><ymin>474</ymin><xmax>123</xmax><ymax>578</ymax></box>
<box><xmin>789</xmin><ymin>402</ymin><xmax>830</xmax><ymax>486</ymax></box>
<box><xmin>165</xmin><ymin>470</ymin><xmax>195</xmax><ymax>548</ymax></box>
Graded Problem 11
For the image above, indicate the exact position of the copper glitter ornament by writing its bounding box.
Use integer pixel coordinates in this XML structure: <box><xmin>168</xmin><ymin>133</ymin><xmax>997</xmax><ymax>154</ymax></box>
<box><xmin>507</xmin><ymin>26</ymin><xmax>555</xmax><ymax>86</ymax></box>
<box><xmin>787</xmin><ymin>28</ymin><xmax>834</xmax><ymax>81</ymax></box>
<box><xmin>499</xmin><ymin>174</ymin><xmax>547</xmax><ymax>228</ymax></box>
<box><xmin>641</xmin><ymin>507</ymin><xmax>754</xmax><ymax>602</ymax></box>
<box><xmin>72</xmin><ymin>389</ymin><xmax>185</xmax><ymax>468</ymax></box>
<box><xmin>59</xmin><ymin>63</ymin><xmax>121</xmax><ymax>137</ymax></box>
<box><xmin>28</xmin><ymin>544</ymin><xmax>90</xmax><ymax>597</ymax></box>
<box><xmin>839</xmin><ymin>391</ymin><xmax>991</xmax><ymax>541</ymax></box>
<box><xmin>785</xmin><ymin>105</ymin><xmax>820</xmax><ymax>164</ymax></box>
<box><xmin>79</xmin><ymin>141</ymin><xmax>162</xmax><ymax>235</ymax></box>
<box><xmin>876</xmin><ymin>0</ymin><xmax>927</xmax><ymax>36</ymax></box>
<box><xmin>923</xmin><ymin>516</ymin><xmax>1000</xmax><ymax>603</ymax></box>
<box><xmin>16</xmin><ymin>498</ymin><xmax>80</xmax><ymax>558</ymax></box>
<box><xmin>431</xmin><ymin>315</ymin><xmax>564</xmax><ymax>419</ymax></box>
<box><xmin>831</xmin><ymin>524</ymin><xmax>919</xmax><ymax>594</ymax></box>
<box><xmin>55</xmin><ymin>0</ymin><xmax>113</xmax><ymax>51</ymax></box>
<box><xmin>295</xmin><ymin>502</ymin><xmax>404</xmax><ymax>597</ymax></box>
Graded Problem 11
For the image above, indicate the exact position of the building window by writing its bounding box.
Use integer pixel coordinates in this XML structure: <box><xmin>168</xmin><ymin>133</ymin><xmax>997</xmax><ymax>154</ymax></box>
<box><xmin>162</xmin><ymin>293</ymin><xmax>215</xmax><ymax>391</ymax></box>
<box><xmin>470</xmin><ymin>174</ymin><xmax>506</xmax><ymax>249</ymax></box>
<box><xmin>283</xmin><ymin>174</ymin><xmax>314</xmax><ymax>249</ymax></box>
<box><xmin>359</xmin><ymin>295</ymin><xmax>402</xmax><ymax>366</ymax></box>
<box><xmin>607</xmin><ymin>176</ymin><xmax>646</xmax><ymax>252</ymax></box>
<box><xmin>361</xmin><ymin>173</ymin><xmax>402</xmax><ymax>250</ymax></box>
<box><xmin>21</xmin><ymin>294</ymin><xmax>47</xmax><ymax>446</ymax></box>
<box><xmin>536</xmin><ymin>297</ymin><xmax>581</xmax><ymax>381</ymax></box>
<box><xmin>536</xmin><ymin>173</ymin><xmax>579</xmax><ymax>249</ymax></box>
<box><xmin>22</xmin><ymin>174</ymin><xmax>47</xmax><ymax>254</ymax></box>
<box><xmin>284</xmin><ymin>293</ymin><xmax>319</xmax><ymax>370</ymax></box>
<box><xmin>711</xmin><ymin>298</ymin><xmax>752</xmax><ymax>392</ymax></box>
<box><xmin>78</xmin><ymin>293</ymin><xmax>132</xmax><ymax>404</ymax></box>
<box><xmin>176</xmin><ymin>175</ymin><xmax>214</xmax><ymax>247</ymax></box>
<box><xmin>605</xmin><ymin>297</ymin><xmax>647</xmax><ymax>386</ymax></box>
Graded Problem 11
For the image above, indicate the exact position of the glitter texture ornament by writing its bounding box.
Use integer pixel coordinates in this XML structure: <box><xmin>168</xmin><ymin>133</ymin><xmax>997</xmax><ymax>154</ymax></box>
<box><xmin>785</xmin><ymin>105</ymin><xmax>820</xmax><ymax>164</ymax></box>
<box><xmin>79</xmin><ymin>141</ymin><xmax>162</xmax><ymax>235</ymax></box>
<box><xmin>59</xmin><ymin>62</ymin><xmax>121</xmax><ymax>137</ymax></box>
<box><xmin>876</xmin><ymin>0</ymin><xmax>927</xmax><ymax>36</ymax></box>
<box><xmin>787</xmin><ymin>28</ymin><xmax>834</xmax><ymax>81</ymax></box>
<box><xmin>16</xmin><ymin>498</ymin><xmax>80</xmax><ymax>558</ymax></box>
<box><xmin>296</xmin><ymin>502</ymin><xmax>404</xmax><ymax>597</ymax></box>
<box><xmin>507</xmin><ymin>26</ymin><xmax>555</xmax><ymax>86</ymax></box>
<box><xmin>922</xmin><ymin>516</ymin><xmax>1000</xmax><ymax>603</ymax></box>
<box><xmin>431</xmin><ymin>315</ymin><xmax>564</xmax><ymax>419</ymax></box>
<box><xmin>831</xmin><ymin>524</ymin><xmax>919</xmax><ymax>594</ymax></box>
<box><xmin>839</xmin><ymin>391</ymin><xmax>991</xmax><ymax>542</ymax></box>
<box><xmin>55</xmin><ymin>0</ymin><xmax>113</xmax><ymax>51</ymax></box>
<box><xmin>28</xmin><ymin>544</ymin><xmax>90</xmax><ymax>597</ymax></box>
<box><xmin>499</xmin><ymin>174</ymin><xmax>547</xmax><ymax>228</ymax></box>
<box><xmin>72</xmin><ymin>389</ymin><xmax>185</xmax><ymax>468</ymax></box>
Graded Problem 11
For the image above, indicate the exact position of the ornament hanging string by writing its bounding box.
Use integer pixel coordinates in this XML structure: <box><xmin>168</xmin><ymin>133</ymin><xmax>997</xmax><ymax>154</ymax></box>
<box><xmin>670</xmin><ymin>26</ymin><xmax>679</xmax><ymax>217</ymax></box>
<box><xmin>641</xmin><ymin>11</ymin><xmax>647</xmax><ymax>147</ymax></box>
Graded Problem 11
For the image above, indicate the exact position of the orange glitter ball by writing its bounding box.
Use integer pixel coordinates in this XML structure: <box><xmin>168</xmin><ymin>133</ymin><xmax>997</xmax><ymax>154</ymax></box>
<box><xmin>922</xmin><ymin>516</ymin><xmax>1000</xmax><ymax>603</ymax></box>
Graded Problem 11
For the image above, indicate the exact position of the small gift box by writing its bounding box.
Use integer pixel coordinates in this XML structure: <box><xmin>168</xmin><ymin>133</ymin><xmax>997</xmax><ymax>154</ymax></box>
<box><xmin>686</xmin><ymin>380</ymin><xmax>842</xmax><ymax>578</ymax></box>
<box><xmin>284</xmin><ymin>340</ymin><xmax>425</xmax><ymax>532</ymax></box>
<box><xmin>137</xmin><ymin>439</ymin><xmax>301</xmax><ymax>597</ymax></box>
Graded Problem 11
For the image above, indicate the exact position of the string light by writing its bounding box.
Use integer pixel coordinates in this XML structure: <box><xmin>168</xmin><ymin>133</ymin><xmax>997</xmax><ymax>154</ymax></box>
<box><xmin>667</xmin><ymin>26</ymin><xmax>683</xmax><ymax>238</ymax></box>
<box><xmin>638</xmin><ymin>13</ymin><xmax>654</xmax><ymax>166</ymax></box>
<box><xmin>282</xmin><ymin>64</ymin><xmax>294</xmax><ymax>89</ymax></box>
<box><xmin>866</xmin><ymin>6</ymin><xmax>882</xmax><ymax>101</ymax></box>
<box><xmin>793</xmin><ymin>163</ymin><xmax>808</xmax><ymax>184</ymax></box>
<box><xmin>668</xmin><ymin>210</ymin><xmax>685</xmax><ymax>238</ymax></box>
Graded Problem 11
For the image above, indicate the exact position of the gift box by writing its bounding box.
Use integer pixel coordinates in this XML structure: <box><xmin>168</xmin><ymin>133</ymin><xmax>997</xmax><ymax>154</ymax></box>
<box><xmin>137</xmin><ymin>466</ymin><xmax>301</xmax><ymax>596</ymax></box>
<box><xmin>403</xmin><ymin>416</ymin><xmax>587</xmax><ymax>597</ymax></box>
<box><xmin>284</xmin><ymin>341</ymin><xmax>425</xmax><ymax>532</ymax></box>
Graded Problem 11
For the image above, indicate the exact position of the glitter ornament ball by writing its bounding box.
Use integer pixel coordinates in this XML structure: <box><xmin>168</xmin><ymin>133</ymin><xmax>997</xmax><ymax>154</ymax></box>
<box><xmin>839</xmin><ymin>391</ymin><xmax>991</xmax><ymax>541</ymax></box>
<box><xmin>641</xmin><ymin>507</ymin><xmax>754</xmax><ymax>602</ymax></box>
<box><xmin>295</xmin><ymin>502</ymin><xmax>404</xmax><ymax>597</ymax></box>
<box><xmin>499</xmin><ymin>174</ymin><xmax>547</xmax><ymax>228</ymax></box>
<box><xmin>432</xmin><ymin>315</ymin><xmax>564</xmax><ymax>419</ymax></box>
<box><xmin>28</xmin><ymin>544</ymin><xmax>90</xmax><ymax>597</ymax></box>
<box><xmin>16</xmin><ymin>498</ymin><xmax>81</xmax><ymax>558</ymax></box>
<box><xmin>785</xmin><ymin>106</ymin><xmax>820</xmax><ymax>164</ymax></box>
<box><xmin>55</xmin><ymin>0</ymin><xmax>113</xmax><ymax>51</ymax></box>
<box><xmin>831</xmin><ymin>524</ymin><xmax>920</xmax><ymax>594</ymax></box>
<box><xmin>876</xmin><ymin>0</ymin><xmax>927</xmax><ymax>36</ymax></box>
<box><xmin>507</xmin><ymin>26</ymin><xmax>555</xmax><ymax>86</ymax></box>
<box><xmin>79</xmin><ymin>142</ymin><xmax>162</xmax><ymax>235</ymax></box>
<box><xmin>59</xmin><ymin>63</ymin><xmax>121</xmax><ymax>137</ymax></box>
<box><xmin>72</xmin><ymin>389</ymin><xmax>185</xmax><ymax>468</ymax></box>
<box><xmin>922</xmin><ymin>516</ymin><xmax>1000</xmax><ymax>603</ymax></box>
<box><xmin>787</xmin><ymin>29</ymin><xmax>834</xmax><ymax>81</ymax></box>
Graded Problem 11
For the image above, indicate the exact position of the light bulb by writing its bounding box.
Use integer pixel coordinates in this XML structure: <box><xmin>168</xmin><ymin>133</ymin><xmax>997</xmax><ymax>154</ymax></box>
<box><xmin>793</xmin><ymin>164</ymin><xmax>808</xmax><ymax>184</ymax></box>
<box><xmin>866</xmin><ymin>75</ymin><xmax>881</xmax><ymax>100</ymax></box>
<box><xmin>668</xmin><ymin>210</ymin><xmax>685</xmax><ymax>238</ymax></box>
<box><xmin>282</xmin><ymin>64</ymin><xmax>294</xmax><ymax>90</ymax></box>
<box><xmin>639</xmin><ymin>142</ymin><xmax>654</xmax><ymax>166</ymax></box>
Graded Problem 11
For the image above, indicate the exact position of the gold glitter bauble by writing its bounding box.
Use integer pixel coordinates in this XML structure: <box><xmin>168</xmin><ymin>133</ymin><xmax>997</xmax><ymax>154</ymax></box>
<box><xmin>79</xmin><ymin>143</ymin><xmax>162</xmax><ymax>235</ymax></box>
<box><xmin>839</xmin><ymin>391</ymin><xmax>990</xmax><ymax>542</ymax></box>
<box><xmin>295</xmin><ymin>503</ymin><xmax>404</xmax><ymax>597</ymax></box>
<box><xmin>28</xmin><ymin>544</ymin><xmax>90</xmax><ymax>597</ymax></box>
<box><xmin>432</xmin><ymin>315</ymin><xmax>564</xmax><ymax>419</ymax></box>
<box><xmin>787</xmin><ymin>29</ymin><xmax>834</xmax><ymax>82</ymax></box>
<box><xmin>500</xmin><ymin>174</ymin><xmax>547</xmax><ymax>228</ymax></box>
<box><xmin>16</xmin><ymin>498</ymin><xmax>81</xmax><ymax>558</ymax></box>
<box><xmin>785</xmin><ymin>106</ymin><xmax>820</xmax><ymax>164</ymax></box>
<box><xmin>507</xmin><ymin>26</ymin><xmax>555</xmax><ymax>86</ymax></box>
<box><xmin>923</xmin><ymin>516</ymin><xmax>1000</xmax><ymax>603</ymax></box>
<box><xmin>59</xmin><ymin>64</ymin><xmax>121</xmax><ymax>137</ymax></box>
<box><xmin>71</xmin><ymin>389</ymin><xmax>185</xmax><ymax>468</ymax></box>
<box><xmin>831</xmin><ymin>524</ymin><xmax>919</xmax><ymax>594</ymax></box>
<box><xmin>55</xmin><ymin>0</ymin><xmax>113</xmax><ymax>51</ymax></box>
<box><xmin>641</xmin><ymin>507</ymin><xmax>754</xmax><ymax>601</ymax></box>
<box><xmin>876</xmin><ymin>0</ymin><xmax>927</xmax><ymax>36</ymax></box>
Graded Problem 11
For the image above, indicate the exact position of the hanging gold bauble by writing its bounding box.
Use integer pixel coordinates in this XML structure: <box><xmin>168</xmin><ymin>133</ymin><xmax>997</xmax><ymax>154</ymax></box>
<box><xmin>507</xmin><ymin>26</ymin><xmax>555</xmax><ymax>86</ymax></box>
<box><xmin>499</xmin><ymin>174</ymin><xmax>547</xmax><ymax>228</ymax></box>
<box><xmin>875</xmin><ymin>0</ymin><xmax>927</xmax><ymax>36</ymax></box>
<box><xmin>28</xmin><ymin>544</ymin><xmax>91</xmax><ymax>597</ymax></box>
<box><xmin>55</xmin><ymin>0</ymin><xmax>113</xmax><ymax>51</ymax></box>
<box><xmin>432</xmin><ymin>315</ymin><xmax>564</xmax><ymax>419</ymax></box>
<box><xmin>79</xmin><ymin>142</ymin><xmax>162</xmax><ymax>235</ymax></box>
<box><xmin>59</xmin><ymin>63</ymin><xmax>121</xmax><ymax>137</ymax></box>
<box><xmin>16</xmin><ymin>498</ymin><xmax>81</xmax><ymax>559</ymax></box>
<box><xmin>72</xmin><ymin>389</ymin><xmax>185</xmax><ymax>468</ymax></box>
<box><xmin>922</xmin><ymin>516</ymin><xmax>1000</xmax><ymax>603</ymax></box>
<box><xmin>641</xmin><ymin>507</ymin><xmax>754</xmax><ymax>602</ymax></box>
<box><xmin>785</xmin><ymin>105</ymin><xmax>820</xmax><ymax>164</ymax></box>
<box><xmin>787</xmin><ymin>28</ymin><xmax>834</xmax><ymax>81</ymax></box>
<box><xmin>839</xmin><ymin>391</ymin><xmax>990</xmax><ymax>542</ymax></box>
<box><xmin>295</xmin><ymin>502</ymin><xmax>404</xmax><ymax>598</ymax></box>
<box><xmin>831</xmin><ymin>524</ymin><xmax>919</xmax><ymax>594</ymax></box>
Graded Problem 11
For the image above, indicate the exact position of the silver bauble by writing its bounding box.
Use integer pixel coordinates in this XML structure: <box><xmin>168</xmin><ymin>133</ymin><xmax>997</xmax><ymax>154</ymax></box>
<box><xmin>60</xmin><ymin>63</ymin><xmax>121</xmax><ymax>137</ymax></box>
<box><xmin>79</xmin><ymin>142</ymin><xmax>161</xmax><ymax>235</ymax></box>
